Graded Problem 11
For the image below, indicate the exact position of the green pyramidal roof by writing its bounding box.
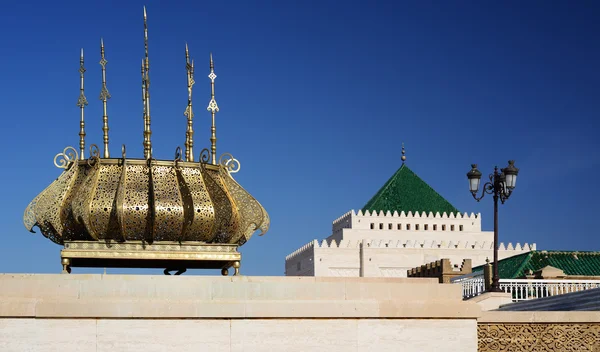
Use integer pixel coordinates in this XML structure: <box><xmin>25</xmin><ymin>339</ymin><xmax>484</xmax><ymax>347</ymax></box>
<box><xmin>362</xmin><ymin>164</ymin><xmax>460</xmax><ymax>215</ymax></box>
<box><xmin>473</xmin><ymin>251</ymin><xmax>600</xmax><ymax>279</ymax></box>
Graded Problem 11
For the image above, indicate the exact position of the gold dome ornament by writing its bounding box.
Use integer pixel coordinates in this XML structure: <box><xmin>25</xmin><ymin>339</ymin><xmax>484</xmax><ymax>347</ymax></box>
<box><xmin>23</xmin><ymin>8</ymin><xmax>269</xmax><ymax>275</ymax></box>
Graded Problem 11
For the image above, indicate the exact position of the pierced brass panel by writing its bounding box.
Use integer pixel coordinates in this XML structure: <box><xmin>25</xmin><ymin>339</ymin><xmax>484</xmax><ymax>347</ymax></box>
<box><xmin>121</xmin><ymin>164</ymin><xmax>150</xmax><ymax>241</ymax></box>
<box><xmin>73</xmin><ymin>161</ymin><xmax>100</xmax><ymax>240</ymax></box>
<box><xmin>478</xmin><ymin>323</ymin><xmax>600</xmax><ymax>352</ymax></box>
<box><xmin>89</xmin><ymin>163</ymin><xmax>121</xmax><ymax>240</ymax></box>
<box><xmin>177</xmin><ymin>166</ymin><xmax>215</xmax><ymax>241</ymax></box>
<box><xmin>61</xmin><ymin>164</ymin><xmax>90</xmax><ymax>241</ymax></box>
<box><xmin>24</xmin><ymin>154</ymin><xmax>270</xmax><ymax>248</ymax></box>
<box><xmin>35</xmin><ymin>158</ymin><xmax>79</xmax><ymax>244</ymax></box>
<box><xmin>220</xmin><ymin>168</ymin><xmax>269</xmax><ymax>245</ymax></box>
<box><xmin>203</xmin><ymin>167</ymin><xmax>235</xmax><ymax>243</ymax></box>
<box><xmin>151</xmin><ymin>165</ymin><xmax>185</xmax><ymax>241</ymax></box>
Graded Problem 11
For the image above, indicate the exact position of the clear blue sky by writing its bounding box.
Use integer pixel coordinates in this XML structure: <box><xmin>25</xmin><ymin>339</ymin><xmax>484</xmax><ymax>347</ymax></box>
<box><xmin>1</xmin><ymin>1</ymin><xmax>599</xmax><ymax>275</ymax></box>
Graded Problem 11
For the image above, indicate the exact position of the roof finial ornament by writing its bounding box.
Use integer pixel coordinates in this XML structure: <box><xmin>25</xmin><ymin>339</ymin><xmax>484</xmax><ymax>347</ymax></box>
<box><xmin>207</xmin><ymin>52</ymin><xmax>219</xmax><ymax>165</ymax></box>
<box><xmin>401</xmin><ymin>142</ymin><xmax>406</xmax><ymax>164</ymax></box>
<box><xmin>99</xmin><ymin>38</ymin><xmax>111</xmax><ymax>158</ymax></box>
<box><xmin>142</xmin><ymin>6</ymin><xmax>152</xmax><ymax>159</ymax></box>
<box><xmin>184</xmin><ymin>43</ymin><xmax>195</xmax><ymax>161</ymax></box>
<box><xmin>77</xmin><ymin>48</ymin><xmax>88</xmax><ymax>160</ymax></box>
<box><xmin>141</xmin><ymin>59</ymin><xmax>146</xmax><ymax>158</ymax></box>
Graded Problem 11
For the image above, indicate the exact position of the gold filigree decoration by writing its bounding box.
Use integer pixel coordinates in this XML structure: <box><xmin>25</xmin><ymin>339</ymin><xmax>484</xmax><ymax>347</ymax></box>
<box><xmin>25</xmin><ymin>158</ymin><xmax>269</xmax><ymax>245</ymax></box>
<box><xmin>120</xmin><ymin>163</ymin><xmax>150</xmax><ymax>241</ymax></box>
<box><xmin>29</xmin><ymin>156</ymin><xmax>80</xmax><ymax>244</ymax></box>
<box><xmin>478</xmin><ymin>323</ymin><xmax>600</xmax><ymax>351</ymax></box>
<box><xmin>176</xmin><ymin>166</ymin><xmax>215</xmax><ymax>242</ymax></box>
<box><xmin>220</xmin><ymin>167</ymin><xmax>269</xmax><ymax>244</ymax></box>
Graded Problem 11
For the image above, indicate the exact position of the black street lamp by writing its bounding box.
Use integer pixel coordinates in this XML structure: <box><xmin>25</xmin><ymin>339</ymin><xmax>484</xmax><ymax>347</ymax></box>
<box><xmin>467</xmin><ymin>160</ymin><xmax>520</xmax><ymax>292</ymax></box>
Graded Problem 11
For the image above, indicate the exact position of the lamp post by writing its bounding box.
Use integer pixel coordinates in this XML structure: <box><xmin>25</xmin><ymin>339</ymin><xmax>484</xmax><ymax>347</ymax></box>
<box><xmin>467</xmin><ymin>160</ymin><xmax>519</xmax><ymax>292</ymax></box>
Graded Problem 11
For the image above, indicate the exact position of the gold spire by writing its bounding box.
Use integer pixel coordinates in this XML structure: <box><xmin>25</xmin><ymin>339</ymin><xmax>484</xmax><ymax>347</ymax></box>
<box><xmin>77</xmin><ymin>48</ymin><xmax>89</xmax><ymax>160</ymax></box>
<box><xmin>142</xmin><ymin>6</ymin><xmax>152</xmax><ymax>159</ymax></box>
<box><xmin>184</xmin><ymin>43</ymin><xmax>195</xmax><ymax>161</ymax></box>
<box><xmin>99</xmin><ymin>38</ymin><xmax>111</xmax><ymax>158</ymax></box>
<box><xmin>401</xmin><ymin>143</ymin><xmax>406</xmax><ymax>164</ymax></box>
<box><xmin>207</xmin><ymin>53</ymin><xmax>219</xmax><ymax>165</ymax></box>
<box><xmin>141</xmin><ymin>59</ymin><xmax>146</xmax><ymax>148</ymax></box>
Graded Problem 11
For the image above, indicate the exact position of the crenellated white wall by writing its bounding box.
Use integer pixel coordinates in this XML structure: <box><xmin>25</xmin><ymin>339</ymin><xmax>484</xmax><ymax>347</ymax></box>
<box><xmin>329</xmin><ymin>210</ymin><xmax>486</xmax><ymax>243</ymax></box>
<box><xmin>285</xmin><ymin>241</ymin><xmax>316</xmax><ymax>276</ymax></box>
<box><xmin>286</xmin><ymin>209</ymin><xmax>537</xmax><ymax>278</ymax></box>
<box><xmin>287</xmin><ymin>238</ymin><xmax>535</xmax><ymax>277</ymax></box>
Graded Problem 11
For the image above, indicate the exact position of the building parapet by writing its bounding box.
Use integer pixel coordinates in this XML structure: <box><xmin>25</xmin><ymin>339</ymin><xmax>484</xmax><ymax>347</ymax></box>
<box><xmin>355</xmin><ymin>209</ymin><xmax>480</xmax><ymax>219</ymax></box>
<box><xmin>286</xmin><ymin>239</ymin><xmax>536</xmax><ymax>260</ymax></box>
<box><xmin>331</xmin><ymin>209</ymin><xmax>485</xmax><ymax>235</ymax></box>
<box><xmin>285</xmin><ymin>240</ymin><xmax>316</xmax><ymax>261</ymax></box>
<box><xmin>407</xmin><ymin>258</ymin><xmax>472</xmax><ymax>283</ymax></box>
<box><xmin>332</xmin><ymin>210</ymin><xmax>353</xmax><ymax>227</ymax></box>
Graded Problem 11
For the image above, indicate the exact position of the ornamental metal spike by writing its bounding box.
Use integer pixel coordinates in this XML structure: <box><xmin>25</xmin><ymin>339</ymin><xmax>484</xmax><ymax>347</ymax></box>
<box><xmin>77</xmin><ymin>48</ymin><xmax>89</xmax><ymax>160</ymax></box>
<box><xmin>184</xmin><ymin>43</ymin><xmax>195</xmax><ymax>161</ymax></box>
<box><xmin>142</xmin><ymin>6</ymin><xmax>152</xmax><ymax>159</ymax></box>
<box><xmin>401</xmin><ymin>142</ymin><xmax>406</xmax><ymax>164</ymax></box>
<box><xmin>99</xmin><ymin>38</ymin><xmax>111</xmax><ymax>158</ymax></box>
<box><xmin>207</xmin><ymin>53</ymin><xmax>219</xmax><ymax>165</ymax></box>
<box><xmin>141</xmin><ymin>58</ymin><xmax>147</xmax><ymax>156</ymax></box>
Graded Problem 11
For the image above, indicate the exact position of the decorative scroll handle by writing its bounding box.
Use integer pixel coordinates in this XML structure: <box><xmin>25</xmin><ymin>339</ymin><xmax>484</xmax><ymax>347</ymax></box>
<box><xmin>174</xmin><ymin>146</ymin><xmax>183</xmax><ymax>166</ymax></box>
<box><xmin>54</xmin><ymin>147</ymin><xmax>78</xmax><ymax>169</ymax></box>
<box><xmin>87</xmin><ymin>144</ymin><xmax>101</xmax><ymax>167</ymax></box>
<box><xmin>219</xmin><ymin>153</ymin><xmax>240</xmax><ymax>174</ymax></box>
<box><xmin>199</xmin><ymin>148</ymin><xmax>211</xmax><ymax>164</ymax></box>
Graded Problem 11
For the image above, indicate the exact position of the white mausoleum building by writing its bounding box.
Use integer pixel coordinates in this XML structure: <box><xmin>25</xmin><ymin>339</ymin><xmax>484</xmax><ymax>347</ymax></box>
<box><xmin>285</xmin><ymin>158</ymin><xmax>535</xmax><ymax>277</ymax></box>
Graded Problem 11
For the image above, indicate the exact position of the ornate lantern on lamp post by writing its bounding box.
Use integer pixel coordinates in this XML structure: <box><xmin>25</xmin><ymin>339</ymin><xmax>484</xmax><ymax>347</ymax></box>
<box><xmin>467</xmin><ymin>160</ymin><xmax>519</xmax><ymax>292</ymax></box>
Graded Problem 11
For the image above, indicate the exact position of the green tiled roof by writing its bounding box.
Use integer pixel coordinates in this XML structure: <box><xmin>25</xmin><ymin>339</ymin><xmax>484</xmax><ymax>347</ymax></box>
<box><xmin>362</xmin><ymin>164</ymin><xmax>460</xmax><ymax>215</ymax></box>
<box><xmin>473</xmin><ymin>251</ymin><xmax>600</xmax><ymax>279</ymax></box>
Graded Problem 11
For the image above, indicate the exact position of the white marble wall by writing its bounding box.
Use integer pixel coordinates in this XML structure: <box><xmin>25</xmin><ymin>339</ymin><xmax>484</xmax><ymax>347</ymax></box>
<box><xmin>309</xmin><ymin>244</ymin><xmax>530</xmax><ymax>278</ymax></box>
<box><xmin>0</xmin><ymin>318</ymin><xmax>477</xmax><ymax>352</ymax></box>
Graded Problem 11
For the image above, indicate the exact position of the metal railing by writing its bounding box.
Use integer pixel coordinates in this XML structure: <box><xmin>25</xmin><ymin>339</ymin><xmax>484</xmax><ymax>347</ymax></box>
<box><xmin>451</xmin><ymin>274</ymin><xmax>600</xmax><ymax>301</ymax></box>
<box><xmin>451</xmin><ymin>272</ymin><xmax>485</xmax><ymax>299</ymax></box>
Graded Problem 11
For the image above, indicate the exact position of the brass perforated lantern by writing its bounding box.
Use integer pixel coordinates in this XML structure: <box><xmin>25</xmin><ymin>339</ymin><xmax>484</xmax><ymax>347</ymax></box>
<box><xmin>24</xmin><ymin>150</ymin><xmax>269</xmax><ymax>246</ymax></box>
<box><xmin>23</xmin><ymin>8</ymin><xmax>269</xmax><ymax>275</ymax></box>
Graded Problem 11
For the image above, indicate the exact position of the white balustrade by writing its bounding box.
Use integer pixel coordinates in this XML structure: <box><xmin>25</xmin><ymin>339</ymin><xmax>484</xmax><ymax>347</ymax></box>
<box><xmin>451</xmin><ymin>275</ymin><xmax>600</xmax><ymax>302</ymax></box>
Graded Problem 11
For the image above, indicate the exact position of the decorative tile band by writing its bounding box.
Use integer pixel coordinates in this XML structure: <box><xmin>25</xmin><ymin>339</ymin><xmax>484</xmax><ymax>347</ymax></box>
<box><xmin>478</xmin><ymin>323</ymin><xmax>600</xmax><ymax>351</ymax></box>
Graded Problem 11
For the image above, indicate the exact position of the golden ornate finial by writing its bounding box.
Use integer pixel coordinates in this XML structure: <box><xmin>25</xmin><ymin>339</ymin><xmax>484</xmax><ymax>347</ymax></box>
<box><xmin>401</xmin><ymin>143</ymin><xmax>406</xmax><ymax>163</ymax></box>
<box><xmin>207</xmin><ymin>52</ymin><xmax>219</xmax><ymax>165</ymax></box>
<box><xmin>141</xmin><ymin>59</ymin><xmax>146</xmax><ymax>156</ymax></box>
<box><xmin>77</xmin><ymin>48</ymin><xmax>88</xmax><ymax>160</ymax></box>
<box><xmin>184</xmin><ymin>44</ymin><xmax>195</xmax><ymax>161</ymax></box>
<box><xmin>142</xmin><ymin>6</ymin><xmax>152</xmax><ymax>159</ymax></box>
<box><xmin>99</xmin><ymin>38</ymin><xmax>111</xmax><ymax>158</ymax></box>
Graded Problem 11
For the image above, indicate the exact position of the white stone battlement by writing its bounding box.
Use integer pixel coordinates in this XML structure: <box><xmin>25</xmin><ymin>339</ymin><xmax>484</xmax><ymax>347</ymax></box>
<box><xmin>357</xmin><ymin>209</ymin><xmax>480</xmax><ymax>219</ymax></box>
<box><xmin>284</xmin><ymin>240</ymin><xmax>316</xmax><ymax>260</ymax></box>
<box><xmin>332</xmin><ymin>210</ymin><xmax>354</xmax><ymax>226</ymax></box>
<box><xmin>289</xmin><ymin>239</ymin><xmax>536</xmax><ymax>254</ymax></box>
<box><xmin>331</xmin><ymin>209</ymin><xmax>484</xmax><ymax>236</ymax></box>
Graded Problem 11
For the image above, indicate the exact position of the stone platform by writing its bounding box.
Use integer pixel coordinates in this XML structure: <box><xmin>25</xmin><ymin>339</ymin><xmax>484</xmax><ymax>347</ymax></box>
<box><xmin>0</xmin><ymin>274</ymin><xmax>481</xmax><ymax>352</ymax></box>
